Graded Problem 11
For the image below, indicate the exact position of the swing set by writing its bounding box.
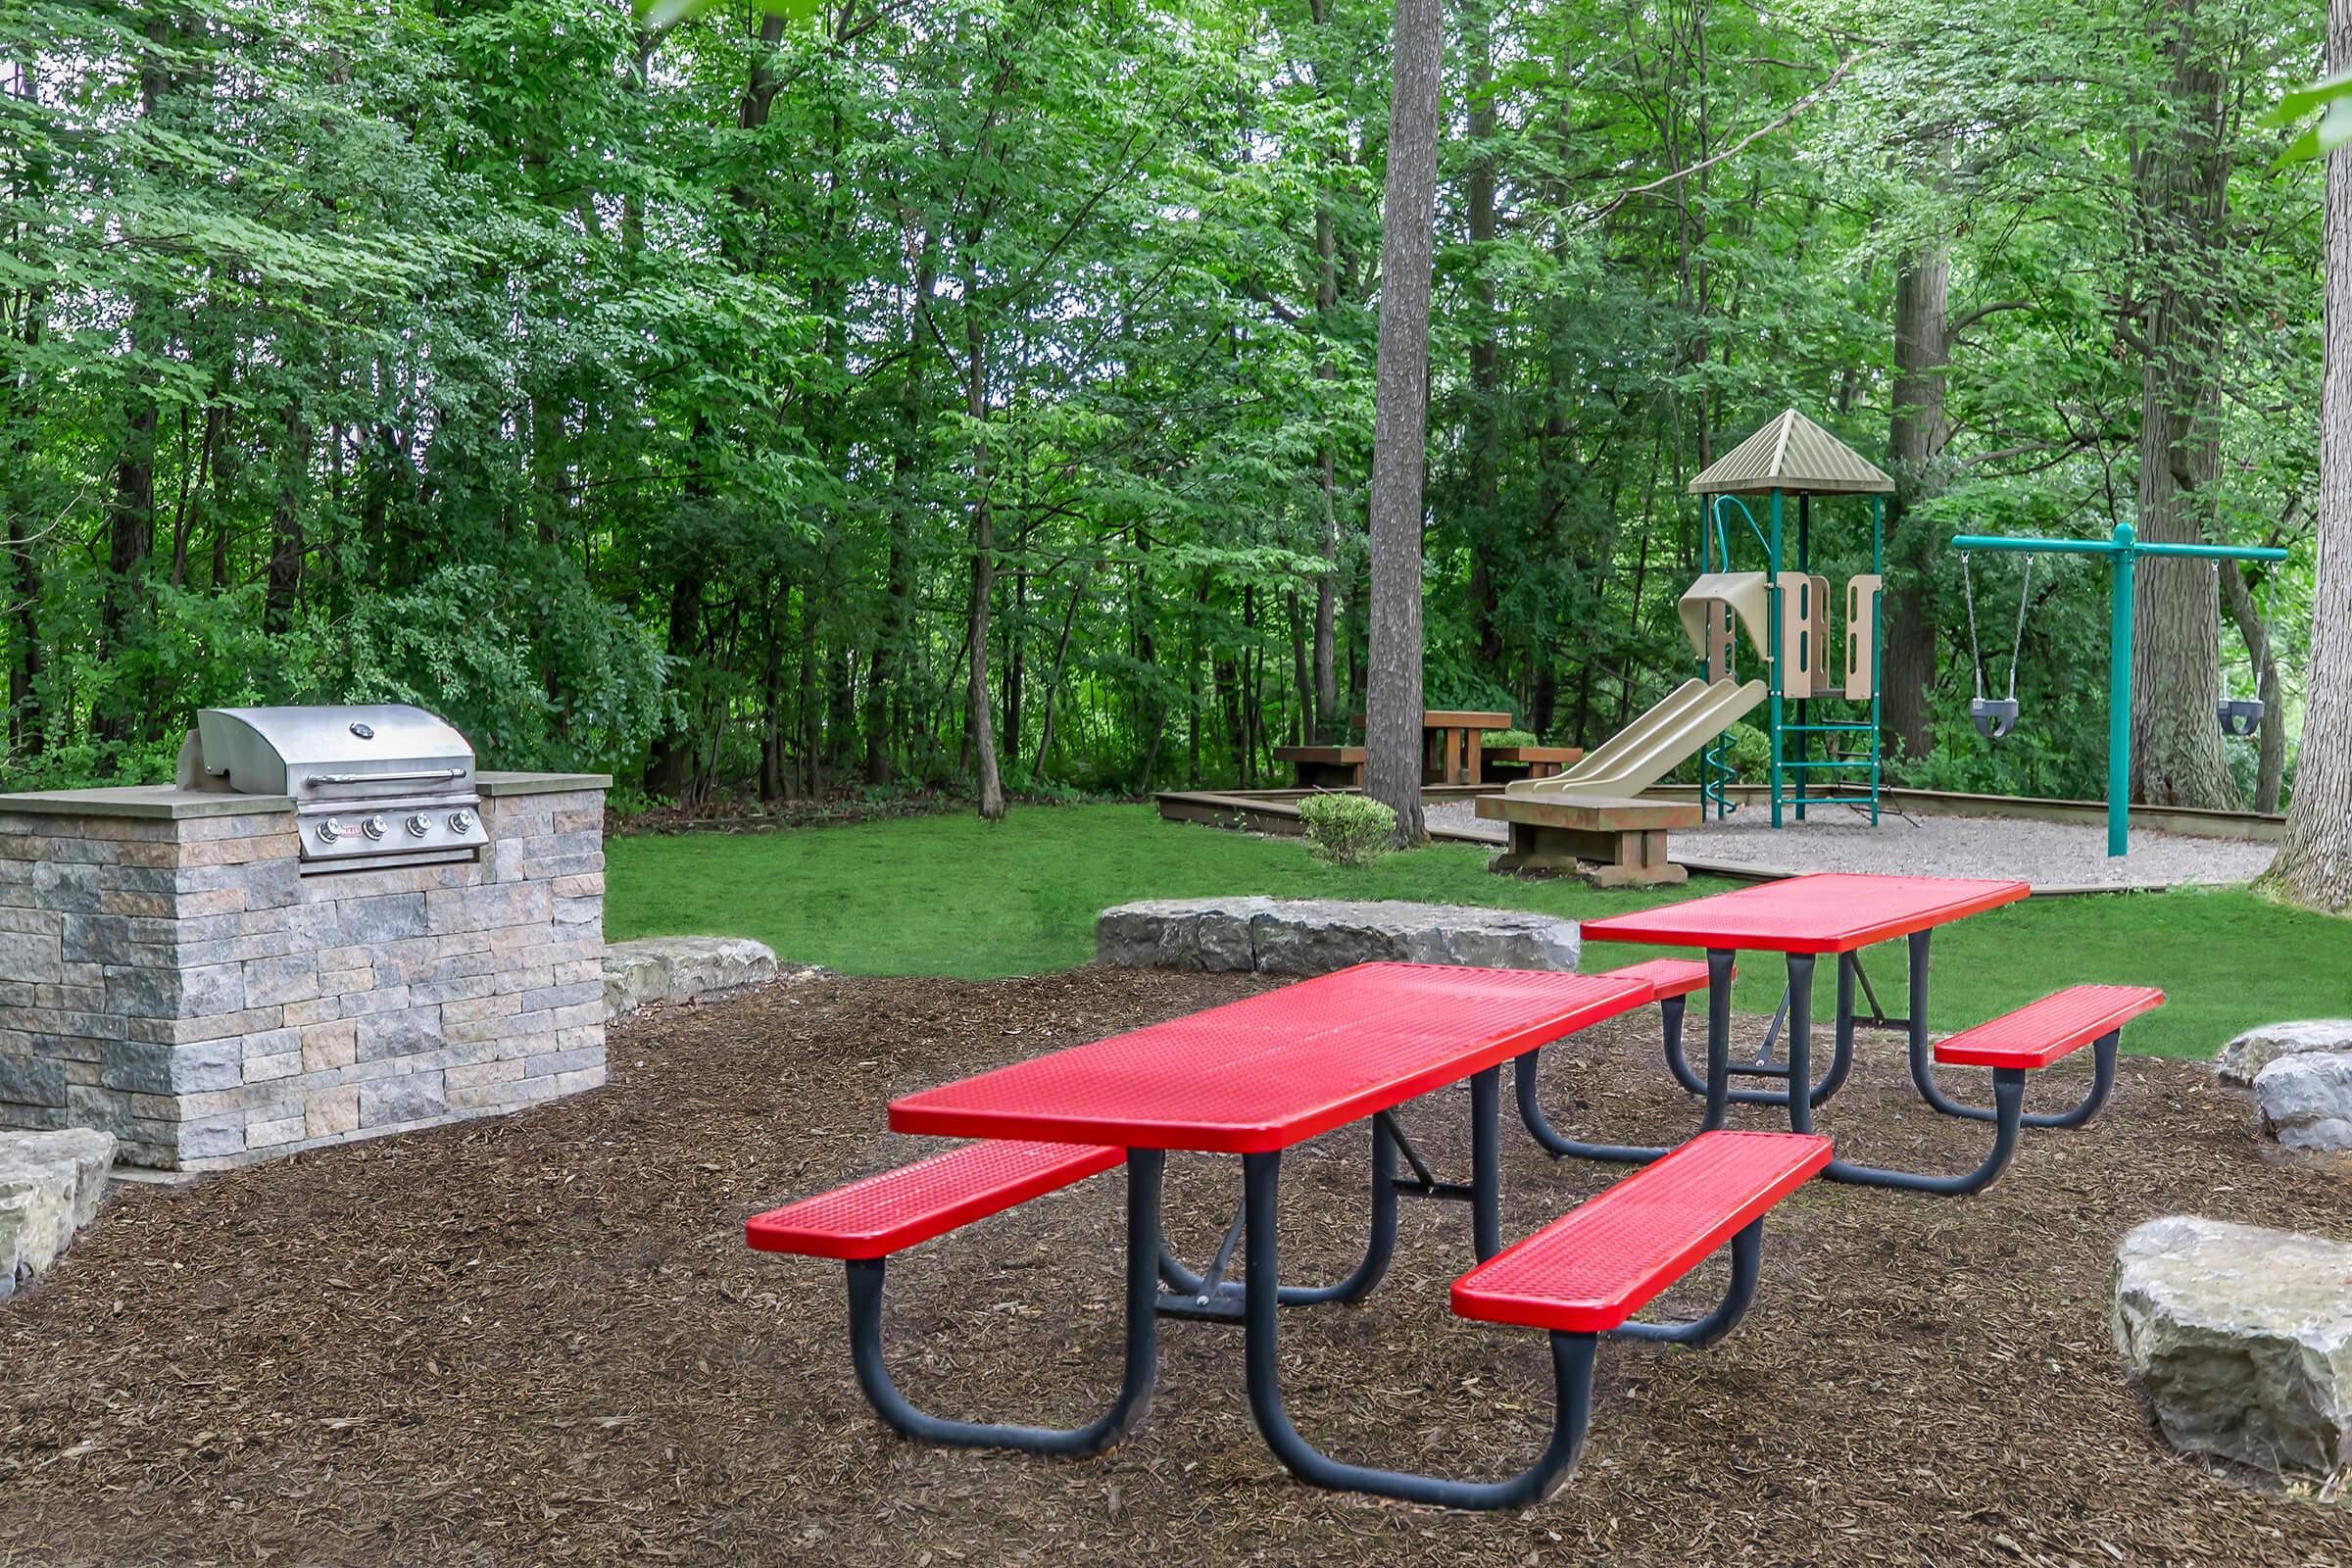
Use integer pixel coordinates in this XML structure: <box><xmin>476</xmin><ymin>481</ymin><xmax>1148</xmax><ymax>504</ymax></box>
<box><xmin>1947</xmin><ymin>520</ymin><xmax>2288</xmax><ymax>858</ymax></box>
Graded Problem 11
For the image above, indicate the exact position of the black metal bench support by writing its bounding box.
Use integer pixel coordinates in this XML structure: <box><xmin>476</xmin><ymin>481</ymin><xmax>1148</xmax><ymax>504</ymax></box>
<box><xmin>1239</xmin><ymin>1146</ymin><xmax>1598</xmax><ymax>1509</ymax></box>
<box><xmin>1605</xmin><ymin>1219</ymin><xmax>1760</xmax><ymax>1348</ymax></box>
<box><xmin>1669</xmin><ymin>960</ymin><xmax>1854</xmax><ymax>1111</ymax></box>
<box><xmin>843</xmin><ymin>1149</ymin><xmax>1165</xmax><ymax>1455</ymax></box>
<box><xmin>1900</xmin><ymin>932</ymin><xmax>2121</xmax><ymax>1129</ymax></box>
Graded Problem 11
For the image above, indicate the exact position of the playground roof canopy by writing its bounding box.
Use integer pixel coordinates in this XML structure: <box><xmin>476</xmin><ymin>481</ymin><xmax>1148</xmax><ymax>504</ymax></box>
<box><xmin>1689</xmin><ymin>409</ymin><xmax>1894</xmax><ymax>497</ymax></box>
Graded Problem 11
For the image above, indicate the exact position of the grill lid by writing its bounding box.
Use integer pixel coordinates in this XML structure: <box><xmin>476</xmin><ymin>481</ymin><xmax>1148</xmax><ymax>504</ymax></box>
<box><xmin>195</xmin><ymin>705</ymin><xmax>474</xmax><ymax>798</ymax></box>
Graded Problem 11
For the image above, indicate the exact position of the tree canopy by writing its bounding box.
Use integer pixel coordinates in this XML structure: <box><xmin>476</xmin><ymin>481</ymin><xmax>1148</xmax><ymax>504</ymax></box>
<box><xmin>0</xmin><ymin>0</ymin><xmax>2328</xmax><ymax>815</ymax></box>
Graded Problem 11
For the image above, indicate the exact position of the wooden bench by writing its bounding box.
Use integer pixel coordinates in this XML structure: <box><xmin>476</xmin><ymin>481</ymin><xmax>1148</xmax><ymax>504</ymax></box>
<box><xmin>1270</xmin><ymin>744</ymin><xmax>1363</xmax><ymax>789</ymax></box>
<box><xmin>1482</xmin><ymin>743</ymin><xmax>1584</xmax><ymax>782</ymax></box>
<box><xmin>1274</xmin><ymin>1128</ymin><xmax>1829</xmax><ymax>1508</ymax></box>
<box><xmin>1477</xmin><ymin>792</ymin><xmax>1701</xmax><ymax>886</ymax></box>
<box><xmin>747</xmin><ymin>1139</ymin><xmax>1152</xmax><ymax>1454</ymax></box>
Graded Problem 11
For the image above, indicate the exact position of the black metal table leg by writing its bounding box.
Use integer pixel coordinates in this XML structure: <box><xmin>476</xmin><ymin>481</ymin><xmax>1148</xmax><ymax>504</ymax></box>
<box><xmin>1470</xmin><ymin>1065</ymin><xmax>1502</xmax><ymax>1262</ymax></box>
<box><xmin>1903</xmin><ymin>931</ymin><xmax>2119</xmax><ymax>1128</ymax></box>
<box><xmin>1703</xmin><ymin>949</ymin><xmax>1735</xmax><ymax>1129</ymax></box>
<box><xmin>1239</xmin><ymin>1148</ymin><xmax>1597</xmax><ymax>1508</ymax></box>
<box><xmin>1513</xmin><ymin>1046</ymin><xmax>1668</xmax><ymax>1165</ymax></box>
<box><xmin>1783</xmin><ymin>953</ymin><xmax>1816</xmax><ymax>1136</ymax></box>
<box><xmin>1157</xmin><ymin>1118</ymin><xmax>1396</xmax><ymax>1318</ymax></box>
<box><xmin>844</xmin><ymin>1149</ymin><xmax>1164</xmax><ymax>1454</ymax></box>
<box><xmin>1666</xmin><ymin>964</ymin><xmax>1849</xmax><ymax>1109</ymax></box>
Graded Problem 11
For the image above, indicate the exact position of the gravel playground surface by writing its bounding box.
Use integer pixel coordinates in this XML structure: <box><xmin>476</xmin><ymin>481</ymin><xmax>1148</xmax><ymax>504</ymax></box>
<box><xmin>3</xmin><ymin>968</ymin><xmax>2348</xmax><ymax>1566</ymax></box>
<box><xmin>1427</xmin><ymin>800</ymin><xmax>2278</xmax><ymax>890</ymax></box>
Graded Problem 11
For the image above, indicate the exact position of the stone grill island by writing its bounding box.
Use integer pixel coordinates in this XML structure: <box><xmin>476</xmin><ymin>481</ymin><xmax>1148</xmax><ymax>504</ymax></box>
<box><xmin>0</xmin><ymin>749</ymin><xmax>608</xmax><ymax>1170</ymax></box>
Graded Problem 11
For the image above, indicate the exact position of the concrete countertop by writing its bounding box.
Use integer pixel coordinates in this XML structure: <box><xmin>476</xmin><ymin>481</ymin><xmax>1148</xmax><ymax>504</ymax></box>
<box><xmin>0</xmin><ymin>771</ymin><xmax>610</xmax><ymax>817</ymax></box>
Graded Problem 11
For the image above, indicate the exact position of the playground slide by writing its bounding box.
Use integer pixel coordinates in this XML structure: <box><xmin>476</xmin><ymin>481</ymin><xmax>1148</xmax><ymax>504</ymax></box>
<box><xmin>1506</xmin><ymin>676</ymin><xmax>1766</xmax><ymax>801</ymax></box>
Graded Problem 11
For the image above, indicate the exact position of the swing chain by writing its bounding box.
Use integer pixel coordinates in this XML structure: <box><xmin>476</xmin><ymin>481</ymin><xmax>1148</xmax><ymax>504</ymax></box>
<box><xmin>1961</xmin><ymin>550</ymin><xmax>2034</xmax><ymax>703</ymax></box>
<box><xmin>2005</xmin><ymin>554</ymin><xmax>2034</xmax><ymax>702</ymax></box>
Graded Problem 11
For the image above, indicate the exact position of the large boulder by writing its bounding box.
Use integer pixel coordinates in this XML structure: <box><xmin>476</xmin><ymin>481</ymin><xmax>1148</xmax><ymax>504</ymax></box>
<box><xmin>0</xmin><ymin>1128</ymin><xmax>117</xmax><ymax>1301</ymax></box>
<box><xmin>1096</xmin><ymin>898</ymin><xmax>1580</xmax><ymax>977</ymax></box>
<box><xmin>1095</xmin><ymin>897</ymin><xmax>1275</xmax><ymax>972</ymax></box>
<box><xmin>604</xmin><ymin>936</ymin><xmax>793</xmax><ymax>1019</ymax></box>
<box><xmin>2112</xmin><ymin>1215</ymin><xmax>2352</xmax><ymax>1479</ymax></box>
<box><xmin>2216</xmin><ymin>1020</ymin><xmax>2352</xmax><ymax>1087</ymax></box>
<box><xmin>2251</xmin><ymin>1054</ymin><xmax>2352</xmax><ymax>1152</ymax></box>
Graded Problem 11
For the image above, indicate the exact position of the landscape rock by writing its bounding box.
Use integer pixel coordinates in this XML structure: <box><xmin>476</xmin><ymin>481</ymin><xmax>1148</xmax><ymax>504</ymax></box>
<box><xmin>604</xmin><ymin>936</ymin><xmax>792</xmax><ymax>1018</ymax></box>
<box><xmin>0</xmin><ymin>1128</ymin><xmax>117</xmax><ymax>1301</ymax></box>
<box><xmin>2112</xmin><ymin>1215</ymin><xmax>2352</xmax><ymax>1478</ymax></box>
<box><xmin>2216</xmin><ymin>1019</ymin><xmax>2352</xmax><ymax>1087</ymax></box>
<box><xmin>2251</xmin><ymin>1053</ymin><xmax>2352</xmax><ymax>1152</ymax></box>
<box><xmin>1096</xmin><ymin>898</ymin><xmax>1579</xmax><ymax>977</ymax></box>
<box><xmin>1095</xmin><ymin>897</ymin><xmax>1276</xmax><ymax>972</ymax></box>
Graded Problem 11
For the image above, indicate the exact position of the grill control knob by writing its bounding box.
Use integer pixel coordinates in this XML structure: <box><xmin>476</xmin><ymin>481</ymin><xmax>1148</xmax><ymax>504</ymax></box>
<box><xmin>316</xmin><ymin>817</ymin><xmax>344</xmax><ymax>845</ymax></box>
<box><xmin>362</xmin><ymin>814</ymin><xmax>388</xmax><ymax>842</ymax></box>
<box><xmin>447</xmin><ymin>808</ymin><xmax>476</xmax><ymax>835</ymax></box>
<box><xmin>405</xmin><ymin>813</ymin><xmax>431</xmax><ymax>838</ymax></box>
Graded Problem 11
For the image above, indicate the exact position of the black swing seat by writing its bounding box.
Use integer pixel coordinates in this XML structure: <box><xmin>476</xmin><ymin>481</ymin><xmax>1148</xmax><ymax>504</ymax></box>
<box><xmin>1971</xmin><ymin>696</ymin><xmax>2019</xmax><ymax>739</ymax></box>
<box><xmin>2218</xmin><ymin>699</ymin><xmax>2264</xmax><ymax>737</ymax></box>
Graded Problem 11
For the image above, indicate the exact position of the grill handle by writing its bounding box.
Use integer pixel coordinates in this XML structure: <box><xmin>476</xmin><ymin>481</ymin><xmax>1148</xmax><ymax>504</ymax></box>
<box><xmin>305</xmin><ymin>767</ymin><xmax>468</xmax><ymax>787</ymax></box>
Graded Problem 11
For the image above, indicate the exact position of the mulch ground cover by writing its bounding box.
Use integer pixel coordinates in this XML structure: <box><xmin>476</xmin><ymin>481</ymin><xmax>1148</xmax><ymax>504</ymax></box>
<box><xmin>2</xmin><ymin>966</ymin><xmax>2346</xmax><ymax>1567</ymax></box>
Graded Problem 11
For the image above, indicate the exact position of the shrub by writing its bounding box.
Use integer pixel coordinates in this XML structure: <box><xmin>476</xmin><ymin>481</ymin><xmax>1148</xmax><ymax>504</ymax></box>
<box><xmin>1298</xmin><ymin>793</ymin><xmax>1397</xmax><ymax>867</ymax></box>
<box><xmin>1486</xmin><ymin>728</ymin><xmax>1538</xmax><ymax>749</ymax></box>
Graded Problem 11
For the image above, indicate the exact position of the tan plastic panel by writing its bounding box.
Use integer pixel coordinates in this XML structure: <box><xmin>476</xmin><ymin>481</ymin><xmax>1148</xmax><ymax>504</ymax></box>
<box><xmin>1775</xmin><ymin>574</ymin><xmax>1831</xmax><ymax>700</ymax></box>
<box><xmin>1844</xmin><ymin>573</ymin><xmax>1883</xmax><ymax>700</ymax></box>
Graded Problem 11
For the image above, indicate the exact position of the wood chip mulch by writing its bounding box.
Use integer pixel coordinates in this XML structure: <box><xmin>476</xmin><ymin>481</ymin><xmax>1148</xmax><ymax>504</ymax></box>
<box><xmin>1</xmin><ymin>966</ymin><xmax>2346</xmax><ymax>1566</ymax></box>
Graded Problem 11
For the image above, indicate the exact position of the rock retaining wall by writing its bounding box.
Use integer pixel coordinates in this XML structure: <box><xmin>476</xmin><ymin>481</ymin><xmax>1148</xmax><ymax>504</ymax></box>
<box><xmin>1097</xmin><ymin>897</ymin><xmax>1580</xmax><ymax>976</ymax></box>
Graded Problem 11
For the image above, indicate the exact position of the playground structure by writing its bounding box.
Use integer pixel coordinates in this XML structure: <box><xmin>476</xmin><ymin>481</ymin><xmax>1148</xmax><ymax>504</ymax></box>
<box><xmin>1482</xmin><ymin>411</ymin><xmax>1890</xmax><ymax>880</ymax></box>
<box><xmin>1949</xmin><ymin>522</ymin><xmax>2289</xmax><ymax>858</ymax></box>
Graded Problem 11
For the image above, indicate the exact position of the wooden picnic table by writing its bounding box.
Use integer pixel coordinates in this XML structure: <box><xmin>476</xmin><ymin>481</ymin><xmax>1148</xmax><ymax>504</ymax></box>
<box><xmin>1421</xmin><ymin>709</ymin><xmax>1514</xmax><ymax>785</ymax></box>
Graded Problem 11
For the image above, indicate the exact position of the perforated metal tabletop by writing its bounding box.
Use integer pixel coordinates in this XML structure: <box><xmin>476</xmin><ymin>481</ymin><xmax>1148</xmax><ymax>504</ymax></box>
<box><xmin>889</xmin><ymin>962</ymin><xmax>1654</xmax><ymax>1153</ymax></box>
<box><xmin>1578</xmin><ymin>872</ymin><xmax>2029</xmax><ymax>955</ymax></box>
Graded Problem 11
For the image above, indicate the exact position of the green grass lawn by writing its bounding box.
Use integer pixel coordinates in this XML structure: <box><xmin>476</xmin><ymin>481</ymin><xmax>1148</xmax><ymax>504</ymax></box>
<box><xmin>604</xmin><ymin>803</ymin><xmax>2352</xmax><ymax>1059</ymax></box>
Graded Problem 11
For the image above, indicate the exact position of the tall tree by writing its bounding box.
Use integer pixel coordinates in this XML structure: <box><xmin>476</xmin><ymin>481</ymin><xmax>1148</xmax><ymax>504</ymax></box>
<box><xmin>2264</xmin><ymin>0</ymin><xmax>2352</xmax><ymax>908</ymax></box>
<box><xmin>1361</xmin><ymin>0</ymin><xmax>1445</xmax><ymax>845</ymax></box>
<box><xmin>2128</xmin><ymin>0</ymin><xmax>2237</xmax><ymax>808</ymax></box>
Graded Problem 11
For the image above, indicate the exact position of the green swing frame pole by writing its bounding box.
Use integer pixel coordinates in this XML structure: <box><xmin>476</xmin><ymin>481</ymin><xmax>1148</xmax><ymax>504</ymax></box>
<box><xmin>1767</xmin><ymin>488</ymin><xmax>1784</xmax><ymax>829</ymax></box>
<box><xmin>1950</xmin><ymin>521</ymin><xmax>2287</xmax><ymax>858</ymax></box>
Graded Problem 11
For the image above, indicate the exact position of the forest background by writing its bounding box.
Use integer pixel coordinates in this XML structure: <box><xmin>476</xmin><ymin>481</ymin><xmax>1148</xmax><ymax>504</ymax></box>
<box><xmin>0</xmin><ymin>0</ymin><xmax>2325</xmax><ymax>815</ymax></box>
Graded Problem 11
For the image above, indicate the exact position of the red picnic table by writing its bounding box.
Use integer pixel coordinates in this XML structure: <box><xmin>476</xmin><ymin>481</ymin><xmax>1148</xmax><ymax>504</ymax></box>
<box><xmin>1578</xmin><ymin>873</ymin><xmax>2162</xmax><ymax>1194</ymax></box>
<box><xmin>751</xmin><ymin>959</ymin><xmax>1840</xmax><ymax>1507</ymax></box>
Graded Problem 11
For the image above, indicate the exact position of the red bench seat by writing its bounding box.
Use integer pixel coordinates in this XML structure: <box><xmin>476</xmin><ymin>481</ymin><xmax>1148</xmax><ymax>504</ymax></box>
<box><xmin>1596</xmin><ymin>956</ymin><xmax>1729</xmax><ymax>1000</ymax></box>
<box><xmin>1450</xmin><ymin>1129</ymin><xmax>1829</xmax><ymax>1333</ymax></box>
<box><xmin>1933</xmin><ymin>985</ymin><xmax>2166</xmax><ymax>1070</ymax></box>
<box><xmin>746</xmin><ymin>1140</ymin><xmax>1123</xmax><ymax>1260</ymax></box>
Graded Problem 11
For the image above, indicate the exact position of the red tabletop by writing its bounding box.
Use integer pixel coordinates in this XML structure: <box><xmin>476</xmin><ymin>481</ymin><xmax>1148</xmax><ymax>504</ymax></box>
<box><xmin>889</xmin><ymin>963</ymin><xmax>1654</xmax><ymax>1154</ymax></box>
<box><xmin>1577</xmin><ymin>873</ymin><xmax>2029</xmax><ymax>955</ymax></box>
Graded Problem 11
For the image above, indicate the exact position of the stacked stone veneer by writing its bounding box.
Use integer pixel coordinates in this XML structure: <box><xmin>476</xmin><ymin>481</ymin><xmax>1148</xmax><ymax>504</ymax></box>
<box><xmin>0</xmin><ymin>773</ymin><xmax>608</xmax><ymax>1170</ymax></box>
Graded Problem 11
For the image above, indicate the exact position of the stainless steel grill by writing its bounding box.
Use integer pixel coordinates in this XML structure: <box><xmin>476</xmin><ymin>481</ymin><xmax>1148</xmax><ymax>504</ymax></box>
<box><xmin>180</xmin><ymin>704</ymin><xmax>488</xmax><ymax>873</ymax></box>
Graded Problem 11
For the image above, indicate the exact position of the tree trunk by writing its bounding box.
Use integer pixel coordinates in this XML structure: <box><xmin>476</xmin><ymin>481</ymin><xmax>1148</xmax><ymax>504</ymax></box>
<box><xmin>965</xmin><ymin>316</ymin><xmax>1005</xmax><ymax>822</ymax></box>
<box><xmin>1360</xmin><ymin>0</ymin><xmax>1444</xmax><ymax>846</ymax></box>
<box><xmin>2264</xmin><ymin>0</ymin><xmax>2352</xmax><ymax>906</ymax></box>
<box><xmin>263</xmin><ymin>403</ymin><xmax>308</xmax><ymax>635</ymax></box>
<box><xmin>1461</xmin><ymin>0</ymin><xmax>1503</xmax><ymax>677</ymax></box>
<box><xmin>1884</xmin><ymin>248</ymin><xmax>1952</xmax><ymax>763</ymax></box>
<box><xmin>2128</xmin><ymin>0</ymin><xmax>2235</xmax><ymax>808</ymax></box>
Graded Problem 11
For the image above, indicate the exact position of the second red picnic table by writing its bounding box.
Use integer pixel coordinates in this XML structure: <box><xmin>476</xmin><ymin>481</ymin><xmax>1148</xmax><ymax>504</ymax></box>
<box><xmin>1579</xmin><ymin>873</ymin><xmax>2034</xmax><ymax>1190</ymax></box>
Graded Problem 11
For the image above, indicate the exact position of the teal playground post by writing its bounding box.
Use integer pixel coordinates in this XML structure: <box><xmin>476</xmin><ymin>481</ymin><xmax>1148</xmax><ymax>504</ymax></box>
<box><xmin>1947</xmin><ymin>521</ymin><xmax>2288</xmax><ymax>858</ymax></box>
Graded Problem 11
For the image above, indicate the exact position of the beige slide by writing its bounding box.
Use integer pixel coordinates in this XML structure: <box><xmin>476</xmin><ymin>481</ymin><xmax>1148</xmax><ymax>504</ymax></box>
<box><xmin>1506</xmin><ymin>676</ymin><xmax>1767</xmax><ymax>801</ymax></box>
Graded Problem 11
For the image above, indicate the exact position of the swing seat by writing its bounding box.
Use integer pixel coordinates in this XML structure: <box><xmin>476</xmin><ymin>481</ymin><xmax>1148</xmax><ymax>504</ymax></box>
<box><xmin>1971</xmin><ymin>696</ymin><xmax>2019</xmax><ymax>740</ymax></box>
<box><xmin>2218</xmin><ymin>699</ymin><xmax>2264</xmax><ymax>738</ymax></box>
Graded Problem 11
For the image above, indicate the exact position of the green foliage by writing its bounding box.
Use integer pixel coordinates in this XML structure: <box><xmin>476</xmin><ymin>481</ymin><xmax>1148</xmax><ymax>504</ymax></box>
<box><xmin>1485</xmin><ymin>729</ymin><xmax>1538</xmax><ymax>749</ymax></box>
<box><xmin>1297</xmin><ymin>793</ymin><xmax>1397</xmax><ymax>867</ymax></box>
<box><xmin>0</xmin><ymin>0</ymin><xmax>2327</xmax><ymax>815</ymax></box>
